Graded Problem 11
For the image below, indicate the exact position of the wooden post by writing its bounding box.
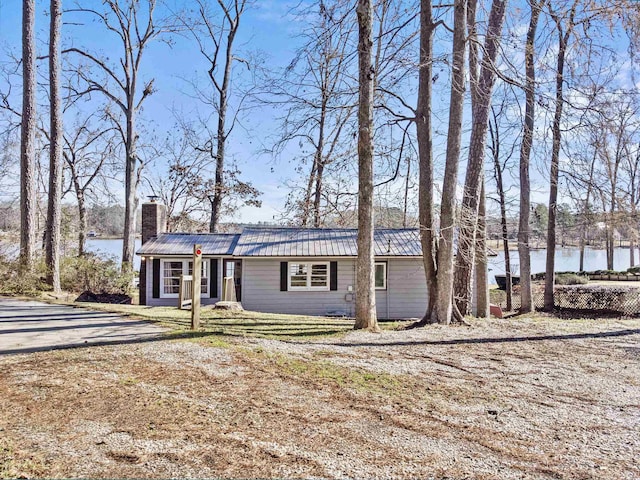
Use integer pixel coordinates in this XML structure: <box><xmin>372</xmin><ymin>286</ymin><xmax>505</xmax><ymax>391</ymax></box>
<box><xmin>191</xmin><ymin>244</ymin><xmax>202</xmax><ymax>330</ymax></box>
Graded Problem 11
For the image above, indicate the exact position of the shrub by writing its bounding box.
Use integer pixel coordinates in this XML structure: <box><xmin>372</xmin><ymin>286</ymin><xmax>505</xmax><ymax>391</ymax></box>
<box><xmin>627</xmin><ymin>266</ymin><xmax>640</xmax><ymax>274</ymax></box>
<box><xmin>0</xmin><ymin>250</ymin><xmax>134</xmax><ymax>296</ymax></box>
<box><xmin>555</xmin><ymin>273</ymin><xmax>589</xmax><ymax>285</ymax></box>
<box><xmin>0</xmin><ymin>258</ymin><xmax>47</xmax><ymax>295</ymax></box>
<box><xmin>60</xmin><ymin>254</ymin><xmax>133</xmax><ymax>294</ymax></box>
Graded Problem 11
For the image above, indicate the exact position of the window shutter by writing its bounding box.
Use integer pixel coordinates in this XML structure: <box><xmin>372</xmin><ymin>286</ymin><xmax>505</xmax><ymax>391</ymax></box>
<box><xmin>280</xmin><ymin>262</ymin><xmax>288</xmax><ymax>291</ymax></box>
<box><xmin>152</xmin><ymin>258</ymin><xmax>161</xmax><ymax>298</ymax></box>
<box><xmin>211</xmin><ymin>259</ymin><xmax>219</xmax><ymax>298</ymax></box>
<box><xmin>330</xmin><ymin>261</ymin><xmax>338</xmax><ymax>291</ymax></box>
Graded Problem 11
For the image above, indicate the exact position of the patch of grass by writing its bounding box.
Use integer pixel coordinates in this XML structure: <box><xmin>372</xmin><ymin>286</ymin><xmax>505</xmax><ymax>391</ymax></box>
<box><xmin>0</xmin><ymin>438</ymin><xmax>48</xmax><ymax>478</ymax></box>
<box><xmin>69</xmin><ymin>302</ymin><xmax>355</xmax><ymax>340</ymax></box>
<box><xmin>379</xmin><ymin>320</ymin><xmax>412</xmax><ymax>331</ymax></box>
<box><xmin>253</xmin><ymin>350</ymin><xmax>410</xmax><ymax>397</ymax></box>
<box><xmin>119</xmin><ymin>376</ymin><xmax>139</xmax><ymax>386</ymax></box>
<box><xmin>188</xmin><ymin>335</ymin><xmax>232</xmax><ymax>349</ymax></box>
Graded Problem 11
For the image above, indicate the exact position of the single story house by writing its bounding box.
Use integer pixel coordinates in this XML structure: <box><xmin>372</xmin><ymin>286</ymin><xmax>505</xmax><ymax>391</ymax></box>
<box><xmin>136</xmin><ymin>200</ymin><xmax>428</xmax><ymax>319</ymax></box>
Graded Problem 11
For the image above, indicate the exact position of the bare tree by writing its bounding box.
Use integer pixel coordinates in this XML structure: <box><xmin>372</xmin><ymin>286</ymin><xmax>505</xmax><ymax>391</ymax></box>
<box><xmin>65</xmin><ymin>0</ymin><xmax>169</xmax><ymax>271</ymax></box>
<box><xmin>267</xmin><ymin>1</ymin><xmax>356</xmax><ymax>227</ymax></box>
<box><xmin>488</xmin><ymin>101</ymin><xmax>518</xmax><ymax>311</ymax></box>
<box><xmin>63</xmin><ymin>112</ymin><xmax>119</xmax><ymax>256</ymax></box>
<box><xmin>433</xmin><ymin>0</ymin><xmax>467</xmax><ymax>325</ymax></box>
<box><xmin>621</xmin><ymin>123</ymin><xmax>640</xmax><ymax>267</ymax></box>
<box><xmin>144</xmin><ymin>125</ymin><xmax>218</xmax><ymax>231</ymax></box>
<box><xmin>518</xmin><ymin>0</ymin><xmax>545</xmax><ymax>313</ymax></box>
<box><xmin>179</xmin><ymin>0</ymin><xmax>253</xmax><ymax>232</ymax></box>
<box><xmin>416</xmin><ymin>0</ymin><xmax>438</xmax><ymax>321</ymax></box>
<box><xmin>592</xmin><ymin>97</ymin><xmax>640</xmax><ymax>269</ymax></box>
<box><xmin>20</xmin><ymin>0</ymin><xmax>37</xmax><ymax>270</ymax></box>
<box><xmin>45</xmin><ymin>0</ymin><xmax>63</xmax><ymax>292</ymax></box>
<box><xmin>354</xmin><ymin>0</ymin><xmax>379</xmax><ymax>332</ymax></box>
<box><xmin>475</xmin><ymin>178</ymin><xmax>489</xmax><ymax>318</ymax></box>
<box><xmin>453</xmin><ymin>0</ymin><xmax>508</xmax><ymax>316</ymax></box>
<box><xmin>544</xmin><ymin>0</ymin><xmax>580</xmax><ymax>311</ymax></box>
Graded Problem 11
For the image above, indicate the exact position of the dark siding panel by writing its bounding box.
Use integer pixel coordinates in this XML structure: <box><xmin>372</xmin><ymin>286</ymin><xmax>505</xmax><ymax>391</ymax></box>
<box><xmin>211</xmin><ymin>259</ymin><xmax>219</xmax><ymax>298</ymax></box>
<box><xmin>330</xmin><ymin>261</ymin><xmax>338</xmax><ymax>291</ymax></box>
<box><xmin>280</xmin><ymin>262</ymin><xmax>288</xmax><ymax>291</ymax></box>
<box><xmin>152</xmin><ymin>258</ymin><xmax>161</xmax><ymax>298</ymax></box>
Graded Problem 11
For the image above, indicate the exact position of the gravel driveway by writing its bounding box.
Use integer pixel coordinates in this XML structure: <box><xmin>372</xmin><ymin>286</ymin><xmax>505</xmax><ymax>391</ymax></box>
<box><xmin>0</xmin><ymin>313</ymin><xmax>638</xmax><ymax>479</ymax></box>
<box><xmin>0</xmin><ymin>297</ymin><xmax>166</xmax><ymax>355</ymax></box>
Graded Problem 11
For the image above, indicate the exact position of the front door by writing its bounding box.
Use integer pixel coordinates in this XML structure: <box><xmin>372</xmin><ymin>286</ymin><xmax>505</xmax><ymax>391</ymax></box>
<box><xmin>223</xmin><ymin>259</ymin><xmax>242</xmax><ymax>301</ymax></box>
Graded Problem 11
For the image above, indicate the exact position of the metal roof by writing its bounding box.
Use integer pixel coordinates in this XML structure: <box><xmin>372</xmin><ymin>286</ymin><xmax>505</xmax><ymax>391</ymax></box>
<box><xmin>232</xmin><ymin>228</ymin><xmax>423</xmax><ymax>257</ymax></box>
<box><xmin>137</xmin><ymin>228</ymin><xmax>423</xmax><ymax>257</ymax></box>
<box><xmin>137</xmin><ymin>233</ymin><xmax>240</xmax><ymax>256</ymax></box>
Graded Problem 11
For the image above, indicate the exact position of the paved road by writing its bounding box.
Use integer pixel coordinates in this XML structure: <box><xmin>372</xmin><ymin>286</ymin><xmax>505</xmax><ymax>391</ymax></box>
<box><xmin>0</xmin><ymin>297</ymin><xmax>166</xmax><ymax>355</ymax></box>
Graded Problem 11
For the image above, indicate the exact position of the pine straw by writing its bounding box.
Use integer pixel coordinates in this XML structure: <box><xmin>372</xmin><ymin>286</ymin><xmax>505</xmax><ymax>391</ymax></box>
<box><xmin>0</xmin><ymin>315</ymin><xmax>639</xmax><ymax>479</ymax></box>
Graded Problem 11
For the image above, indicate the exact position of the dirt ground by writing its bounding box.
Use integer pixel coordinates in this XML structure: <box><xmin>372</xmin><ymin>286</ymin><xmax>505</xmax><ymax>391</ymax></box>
<box><xmin>1</xmin><ymin>315</ymin><xmax>639</xmax><ymax>479</ymax></box>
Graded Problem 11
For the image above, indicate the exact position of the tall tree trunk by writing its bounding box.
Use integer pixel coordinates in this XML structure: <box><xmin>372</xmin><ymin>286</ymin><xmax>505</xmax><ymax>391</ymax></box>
<box><xmin>416</xmin><ymin>0</ymin><xmax>437</xmax><ymax>322</ymax></box>
<box><xmin>301</xmin><ymin>160</ymin><xmax>318</xmax><ymax>227</ymax></box>
<box><xmin>209</xmin><ymin>10</ymin><xmax>241</xmax><ymax>233</ymax></box>
<box><xmin>122</xmin><ymin>107</ymin><xmax>137</xmax><ymax>272</ymax></box>
<box><xmin>490</xmin><ymin>114</ymin><xmax>512</xmax><ymax>310</ymax></box>
<box><xmin>20</xmin><ymin>0</ymin><xmax>37</xmax><ymax>271</ymax></box>
<box><xmin>210</xmin><ymin>103</ymin><xmax>226</xmax><ymax>232</ymax></box>
<box><xmin>518</xmin><ymin>0</ymin><xmax>543</xmax><ymax>313</ymax></box>
<box><xmin>607</xmin><ymin>225</ymin><xmax>614</xmax><ymax>269</ymax></box>
<box><xmin>77</xmin><ymin>192</ymin><xmax>87</xmax><ymax>257</ymax></box>
<box><xmin>453</xmin><ymin>0</ymin><xmax>508</xmax><ymax>316</ymax></box>
<box><xmin>607</xmin><ymin>191</ymin><xmax>616</xmax><ymax>270</ymax></box>
<box><xmin>403</xmin><ymin>156</ymin><xmax>410</xmax><ymax>228</ymax></box>
<box><xmin>312</xmin><ymin>93</ymin><xmax>328</xmax><ymax>228</ymax></box>
<box><xmin>434</xmin><ymin>0</ymin><xmax>467</xmax><ymax>325</ymax></box>
<box><xmin>46</xmin><ymin>0</ymin><xmax>63</xmax><ymax>292</ymax></box>
<box><xmin>354</xmin><ymin>0</ymin><xmax>379</xmax><ymax>332</ymax></box>
<box><xmin>475</xmin><ymin>179</ymin><xmax>489</xmax><ymax>318</ymax></box>
<box><xmin>314</xmin><ymin>161</ymin><xmax>325</xmax><ymax>228</ymax></box>
<box><xmin>544</xmin><ymin>8</ymin><xmax>573</xmax><ymax>311</ymax></box>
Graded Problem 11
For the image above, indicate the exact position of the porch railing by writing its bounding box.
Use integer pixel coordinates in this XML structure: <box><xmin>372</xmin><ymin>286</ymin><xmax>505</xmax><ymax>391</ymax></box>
<box><xmin>222</xmin><ymin>276</ymin><xmax>237</xmax><ymax>302</ymax></box>
<box><xmin>179</xmin><ymin>274</ymin><xmax>193</xmax><ymax>310</ymax></box>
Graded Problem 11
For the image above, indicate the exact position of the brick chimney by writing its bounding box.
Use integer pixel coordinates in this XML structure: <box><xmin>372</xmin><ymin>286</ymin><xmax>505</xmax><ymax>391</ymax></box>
<box><xmin>140</xmin><ymin>196</ymin><xmax>166</xmax><ymax>305</ymax></box>
<box><xmin>141</xmin><ymin>196</ymin><xmax>167</xmax><ymax>245</ymax></box>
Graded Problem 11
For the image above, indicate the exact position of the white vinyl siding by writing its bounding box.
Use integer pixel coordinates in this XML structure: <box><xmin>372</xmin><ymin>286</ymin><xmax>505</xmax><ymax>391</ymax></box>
<box><xmin>244</xmin><ymin>259</ymin><xmax>352</xmax><ymax>316</ymax></box>
<box><xmin>148</xmin><ymin>256</ymin><xmax>430</xmax><ymax>318</ymax></box>
<box><xmin>386</xmin><ymin>259</ymin><xmax>428</xmax><ymax>318</ymax></box>
<box><xmin>242</xmin><ymin>258</ymin><xmax>428</xmax><ymax>318</ymax></box>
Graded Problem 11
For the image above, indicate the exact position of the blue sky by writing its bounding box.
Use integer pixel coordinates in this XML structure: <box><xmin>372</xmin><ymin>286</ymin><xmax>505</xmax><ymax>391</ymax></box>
<box><xmin>1</xmin><ymin>0</ymin><xmax>635</xmax><ymax>226</ymax></box>
<box><xmin>0</xmin><ymin>0</ymin><xmax>313</xmax><ymax>222</ymax></box>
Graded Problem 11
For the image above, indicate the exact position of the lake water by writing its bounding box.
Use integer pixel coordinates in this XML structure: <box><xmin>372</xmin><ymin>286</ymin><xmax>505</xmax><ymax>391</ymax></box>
<box><xmin>86</xmin><ymin>238</ymin><xmax>142</xmax><ymax>270</ymax></box>
<box><xmin>487</xmin><ymin>246</ymin><xmax>636</xmax><ymax>284</ymax></box>
<box><xmin>86</xmin><ymin>239</ymin><xmax>636</xmax><ymax>285</ymax></box>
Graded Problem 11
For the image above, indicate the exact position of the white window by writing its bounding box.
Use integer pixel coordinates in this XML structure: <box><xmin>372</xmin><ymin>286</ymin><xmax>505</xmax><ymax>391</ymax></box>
<box><xmin>289</xmin><ymin>262</ymin><xmax>329</xmax><ymax>290</ymax></box>
<box><xmin>162</xmin><ymin>261</ymin><xmax>183</xmax><ymax>297</ymax></box>
<box><xmin>161</xmin><ymin>259</ymin><xmax>209</xmax><ymax>298</ymax></box>
<box><xmin>375</xmin><ymin>262</ymin><xmax>387</xmax><ymax>290</ymax></box>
